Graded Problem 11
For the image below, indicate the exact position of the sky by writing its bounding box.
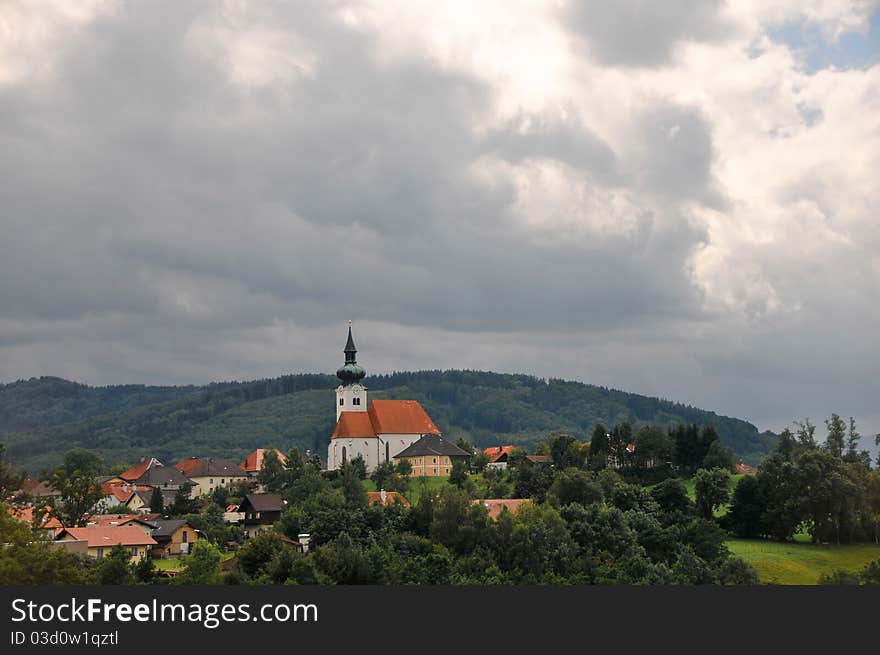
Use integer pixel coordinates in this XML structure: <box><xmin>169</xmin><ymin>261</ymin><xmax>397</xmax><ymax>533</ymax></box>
<box><xmin>1</xmin><ymin>1</ymin><xmax>878</xmax><ymax>449</ymax></box>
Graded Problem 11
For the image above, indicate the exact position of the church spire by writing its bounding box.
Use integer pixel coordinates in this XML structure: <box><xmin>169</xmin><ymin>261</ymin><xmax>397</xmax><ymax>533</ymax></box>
<box><xmin>344</xmin><ymin>321</ymin><xmax>357</xmax><ymax>364</ymax></box>
<box><xmin>337</xmin><ymin>321</ymin><xmax>366</xmax><ymax>385</ymax></box>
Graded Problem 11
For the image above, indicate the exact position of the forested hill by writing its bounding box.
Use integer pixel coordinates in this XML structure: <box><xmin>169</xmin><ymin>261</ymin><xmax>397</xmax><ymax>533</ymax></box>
<box><xmin>0</xmin><ymin>371</ymin><xmax>776</xmax><ymax>474</ymax></box>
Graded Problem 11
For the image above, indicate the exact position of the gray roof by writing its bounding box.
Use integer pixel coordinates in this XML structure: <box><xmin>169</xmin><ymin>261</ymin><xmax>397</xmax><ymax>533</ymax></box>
<box><xmin>177</xmin><ymin>457</ymin><xmax>247</xmax><ymax>477</ymax></box>
<box><xmin>393</xmin><ymin>434</ymin><xmax>470</xmax><ymax>459</ymax></box>
<box><xmin>151</xmin><ymin>519</ymin><xmax>189</xmax><ymax>538</ymax></box>
<box><xmin>241</xmin><ymin>493</ymin><xmax>284</xmax><ymax>512</ymax></box>
<box><xmin>135</xmin><ymin>466</ymin><xmax>192</xmax><ymax>487</ymax></box>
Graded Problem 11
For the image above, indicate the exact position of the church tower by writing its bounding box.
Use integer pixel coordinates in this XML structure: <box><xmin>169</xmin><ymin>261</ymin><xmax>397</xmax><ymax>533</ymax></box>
<box><xmin>335</xmin><ymin>322</ymin><xmax>367</xmax><ymax>421</ymax></box>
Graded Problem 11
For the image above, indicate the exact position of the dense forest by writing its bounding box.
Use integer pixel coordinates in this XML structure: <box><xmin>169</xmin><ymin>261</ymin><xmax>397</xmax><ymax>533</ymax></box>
<box><xmin>0</xmin><ymin>371</ymin><xmax>777</xmax><ymax>474</ymax></box>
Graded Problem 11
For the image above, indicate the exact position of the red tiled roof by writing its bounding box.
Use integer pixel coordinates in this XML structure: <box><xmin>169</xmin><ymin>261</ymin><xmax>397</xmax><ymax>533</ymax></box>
<box><xmin>57</xmin><ymin>526</ymin><xmax>157</xmax><ymax>548</ymax></box>
<box><xmin>83</xmin><ymin>514</ymin><xmax>155</xmax><ymax>529</ymax></box>
<box><xmin>483</xmin><ymin>445</ymin><xmax>516</xmax><ymax>463</ymax></box>
<box><xmin>369</xmin><ymin>400</ymin><xmax>440</xmax><ymax>435</ymax></box>
<box><xmin>118</xmin><ymin>457</ymin><xmax>162</xmax><ymax>482</ymax></box>
<box><xmin>366</xmin><ymin>491</ymin><xmax>411</xmax><ymax>507</ymax></box>
<box><xmin>20</xmin><ymin>477</ymin><xmax>59</xmax><ymax>497</ymax></box>
<box><xmin>735</xmin><ymin>462</ymin><xmax>757</xmax><ymax>474</ymax></box>
<box><xmin>240</xmin><ymin>449</ymin><xmax>287</xmax><ymax>473</ymax></box>
<box><xmin>331</xmin><ymin>400</ymin><xmax>441</xmax><ymax>439</ymax></box>
<box><xmin>10</xmin><ymin>506</ymin><xmax>62</xmax><ymax>530</ymax></box>
<box><xmin>331</xmin><ymin>412</ymin><xmax>376</xmax><ymax>439</ymax></box>
<box><xmin>473</xmin><ymin>499</ymin><xmax>530</xmax><ymax>520</ymax></box>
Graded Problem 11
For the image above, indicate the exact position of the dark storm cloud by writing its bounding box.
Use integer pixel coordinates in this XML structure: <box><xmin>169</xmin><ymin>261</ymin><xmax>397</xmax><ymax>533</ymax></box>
<box><xmin>0</xmin><ymin>0</ymin><xmax>712</xmax><ymax>340</ymax></box>
<box><xmin>563</xmin><ymin>0</ymin><xmax>732</xmax><ymax>67</ymax></box>
<box><xmin>2</xmin><ymin>1</ymin><xmax>876</xmax><ymax>443</ymax></box>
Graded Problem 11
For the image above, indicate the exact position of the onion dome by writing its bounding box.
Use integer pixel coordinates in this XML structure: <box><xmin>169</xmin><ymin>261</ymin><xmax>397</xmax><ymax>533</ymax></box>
<box><xmin>336</xmin><ymin>323</ymin><xmax>366</xmax><ymax>384</ymax></box>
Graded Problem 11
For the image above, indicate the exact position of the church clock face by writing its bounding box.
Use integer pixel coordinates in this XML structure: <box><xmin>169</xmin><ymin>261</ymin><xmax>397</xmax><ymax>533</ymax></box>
<box><xmin>352</xmin><ymin>386</ymin><xmax>361</xmax><ymax>396</ymax></box>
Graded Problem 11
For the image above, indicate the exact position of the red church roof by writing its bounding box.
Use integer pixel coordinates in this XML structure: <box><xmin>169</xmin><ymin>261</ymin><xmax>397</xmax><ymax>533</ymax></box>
<box><xmin>331</xmin><ymin>400</ymin><xmax>441</xmax><ymax>439</ymax></box>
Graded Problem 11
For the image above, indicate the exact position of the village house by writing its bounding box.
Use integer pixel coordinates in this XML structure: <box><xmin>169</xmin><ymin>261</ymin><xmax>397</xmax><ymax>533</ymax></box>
<box><xmin>130</xmin><ymin>487</ymin><xmax>177</xmax><ymax>512</ymax></box>
<box><xmin>367</xmin><ymin>490</ymin><xmax>411</xmax><ymax>507</ymax></box>
<box><xmin>83</xmin><ymin>514</ymin><xmax>157</xmax><ymax>535</ymax></box>
<box><xmin>18</xmin><ymin>477</ymin><xmax>61</xmax><ymax>500</ymax></box>
<box><xmin>473</xmin><ymin>499</ymin><xmax>531</xmax><ymax>520</ymax></box>
<box><xmin>483</xmin><ymin>445</ymin><xmax>518</xmax><ymax>470</ymax></box>
<box><xmin>174</xmin><ymin>457</ymin><xmax>248</xmax><ymax>496</ymax></box>
<box><xmin>9</xmin><ymin>505</ymin><xmax>62</xmax><ymax>539</ymax></box>
<box><xmin>239</xmin><ymin>493</ymin><xmax>285</xmax><ymax>539</ymax></box>
<box><xmin>150</xmin><ymin>519</ymin><xmax>199</xmax><ymax>557</ymax></box>
<box><xmin>118</xmin><ymin>457</ymin><xmax>194</xmax><ymax>490</ymax></box>
<box><xmin>240</xmin><ymin>449</ymin><xmax>287</xmax><ymax>478</ymax></box>
<box><xmin>56</xmin><ymin>526</ymin><xmax>157</xmax><ymax>563</ymax></box>
<box><xmin>393</xmin><ymin>434</ymin><xmax>469</xmax><ymax>477</ymax></box>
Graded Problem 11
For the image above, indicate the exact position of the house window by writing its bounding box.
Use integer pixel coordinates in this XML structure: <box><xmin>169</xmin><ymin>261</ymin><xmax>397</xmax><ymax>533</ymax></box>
<box><xmin>131</xmin><ymin>547</ymin><xmax>138</xmax><ymax>557</ymax></box>
<box><xmin>210</xmin><ymin>479</ymin><xmax>214</xmax><ymax>485</ymax></box>
<box><xmin>96</xmin><ymin>548</ymin><xmax>104</xmax><ymax>560</ymax></box>
<box><xmin>182</xmin><ymin>531</ymin><xmax>188</xmax><ymax>543</ymax></box>
<box><xmin>221</xmin><ymin>479</ymin><xmax>224</xmax><ymax>485</ymax></box>
<box><xmin>353</xmin><ymin>397</ymin><xmax>361</xmax><ymax>406</ymax></box>
<box><xmin>434</xmin><ymin>468</ymin><xmax>438</xmax><ymax>475</ymax></box>
<box><xmin>432</xmin><ymin>458</ymin><xmax>437</xmax><ymax>464</ymax></box>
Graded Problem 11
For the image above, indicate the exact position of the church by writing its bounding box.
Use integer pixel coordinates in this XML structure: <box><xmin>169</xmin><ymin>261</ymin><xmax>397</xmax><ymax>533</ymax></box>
<box><xmin>326</xmin><ymin>324</ymin><xmax>442</xmax><ymax>472</ymax></box>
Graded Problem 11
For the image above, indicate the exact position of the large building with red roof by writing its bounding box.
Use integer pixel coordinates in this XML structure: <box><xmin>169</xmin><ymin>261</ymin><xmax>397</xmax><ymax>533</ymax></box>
<box><xmin>327</xmin><ymin>324</ymin><xmax>442</xmax><ymax>473</ymax></box>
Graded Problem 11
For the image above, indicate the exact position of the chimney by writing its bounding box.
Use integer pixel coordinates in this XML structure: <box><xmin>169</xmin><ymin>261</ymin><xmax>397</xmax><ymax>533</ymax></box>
<box><xmin>298</xmin><ymin>533</ymin><xmax>311</xmax><ymax>553</ymax></box>
<box><xmin>380</xmin><ymin>488</ymin><xmax>387</xmax><ymax>504</ymax></box>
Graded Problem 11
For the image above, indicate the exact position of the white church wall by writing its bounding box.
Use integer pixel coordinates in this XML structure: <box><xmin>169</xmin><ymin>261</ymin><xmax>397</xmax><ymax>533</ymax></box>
<box><xmin>327</xmin><ymin>433</ymin><xmax>423</xmax><ymax>472</ymax></box>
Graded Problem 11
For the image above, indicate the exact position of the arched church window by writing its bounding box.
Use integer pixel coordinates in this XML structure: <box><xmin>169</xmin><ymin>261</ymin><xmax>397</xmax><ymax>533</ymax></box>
<box><xmin>339</xmin><ymin>398</ymin><xmax>344</xmax><ymax>406</ymax></box>
<box><xmin>385</xmin><ymin>442</ymin><xmax>390</xmax><ymax>462</ymax></box>
<box><xmin>342</xmin><ymin>447</ymin><xmax>347</xmax><ymax>464</ymax></box>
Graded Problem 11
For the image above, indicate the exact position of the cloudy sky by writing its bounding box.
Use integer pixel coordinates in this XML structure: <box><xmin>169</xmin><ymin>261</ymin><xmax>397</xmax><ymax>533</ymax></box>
<box><xmin>1</xmin><ymin>1</ymin><xmax>878</xmax><ymax>442</ymax></box>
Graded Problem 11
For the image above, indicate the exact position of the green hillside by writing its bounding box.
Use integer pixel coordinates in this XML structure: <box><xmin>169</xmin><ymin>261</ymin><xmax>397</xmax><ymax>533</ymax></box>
<box><xmin>0</xmin><ymin>371</ymin><xmax>776</xmax><ymax>474</ymax></box>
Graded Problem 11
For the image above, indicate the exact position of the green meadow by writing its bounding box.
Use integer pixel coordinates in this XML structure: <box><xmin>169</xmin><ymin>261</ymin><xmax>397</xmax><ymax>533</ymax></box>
<box><xmin>726</xmin><ymin>539</ymin><xmax>880</xmax><ymax>585</ymax></box>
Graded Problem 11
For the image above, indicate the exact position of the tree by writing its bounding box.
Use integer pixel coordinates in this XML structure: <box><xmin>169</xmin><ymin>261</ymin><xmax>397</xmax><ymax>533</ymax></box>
<box><xmin>45</xmin><ymin>455</ymin><xmax>104</xmax><ymax>528</ymax></box>
<box><xmin>725</xmin><ymin>474</ymin><xmax>766</xmax><ymax>538</ymax></box>
<box><xmin>633</xmin><ymin>426</ymin><xmax>672</xmax><ymax>469</ymax></box>
<box><xmin>0</xmin><ymin>444</ymin><xmax>24</xmax><ymax>501</ymax></box>
<box><xmin>449</xmin><ymin>458</ymin><xmax>469</xmax><ymax>488</ymax></box>
<box><xmin>547</xmin><ymin>468</ymin><xmax>603</xmax><ymax>508</ymax></box>
<box><xmin>177</xmin><ymin>540</ymin><xmax>222</xmax><ymax>584</ymax></box>
<box><xmin>702</xmin><ymin>439</ymin><xmax>735</xmax><ymax>472</ymax></box>
<box><xmin>338</xmin><ymin>463</ymin><xmax>367</xmax><ymax>506</ymax></box>
<box><xmin>133</xmin><ymin>554</ymin><xmax>157</xmax><ymax>584</ymax></box>
<box><xmin>0</xmin><ymin>502</ymin><xmax>85</xmax><ymax>584</ymax></box>
<box><xmin>843</xmin><ymin>417</ymin><xmax>864</xmax><ymax>464</ymax></box>
<box><xmin>95</xmin><ymin>545</ymin><xmax>135</xmax><ymax>585</ymax></box>
<box><xmin>170</xmin><ymin>482</ymin><xmax>199</xmax><ymax>516</ymax></box>
<box><xmin>285</xmin><ymin>447</ymin><xmax>305</xmax><ymax>483</ymax></box>
<box><xmin>371</xmin><ymin>461</ymin><xmax>395</xmax><ymax>490</ymax></box>
<box><xmin>824</xmin><ymin>414</ymin><xmax>846</xmax><ymax>458</ymax></box>
<box><xmin>349</xmin><ymin>455</ymin><xmax>368</xmax><ymax>480</ymax></box>
<box><xmin>149</xmin><ymin>487</ymin><xmax>164</xmax><ymax>514</ymax></box>
<box><xmin>794</xmin><ymin>419</ymin><xmax>817</xmax><ymax>448</ymax></box>
<box><xmin>548</xmin><ymin>432</ymin><xmax>586</xmax><ymax>469</ymax></box>
<box><xmin>693</xmin><ymin>468</ymin><xmax>730</xmax><ymax>520</ymax></box>
<box><xmin>650</xmin><ymin>478</ymin><xmax>693</xmax><ymax>523</ymax></box>
<box><xmin>258</xmin><ymin>449</ymin><xmax>286</xmax><ymax>493</ymax></box>
<box><xmin>587</xmin><ymin>424</ymin><xmax>608</xmax><ymax>470</ymax></box>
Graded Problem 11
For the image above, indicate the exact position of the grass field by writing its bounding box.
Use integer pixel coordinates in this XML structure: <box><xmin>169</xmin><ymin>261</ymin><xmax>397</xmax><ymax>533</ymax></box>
<box><xmin>152</xmin><ymin>551</ymin><xmax>235</xmax><ymax>573</ymax></box>
<box><xmin>726</xmin><ymin>539</ymin><xmax>880</xmax><ymax>585</ymax></box>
